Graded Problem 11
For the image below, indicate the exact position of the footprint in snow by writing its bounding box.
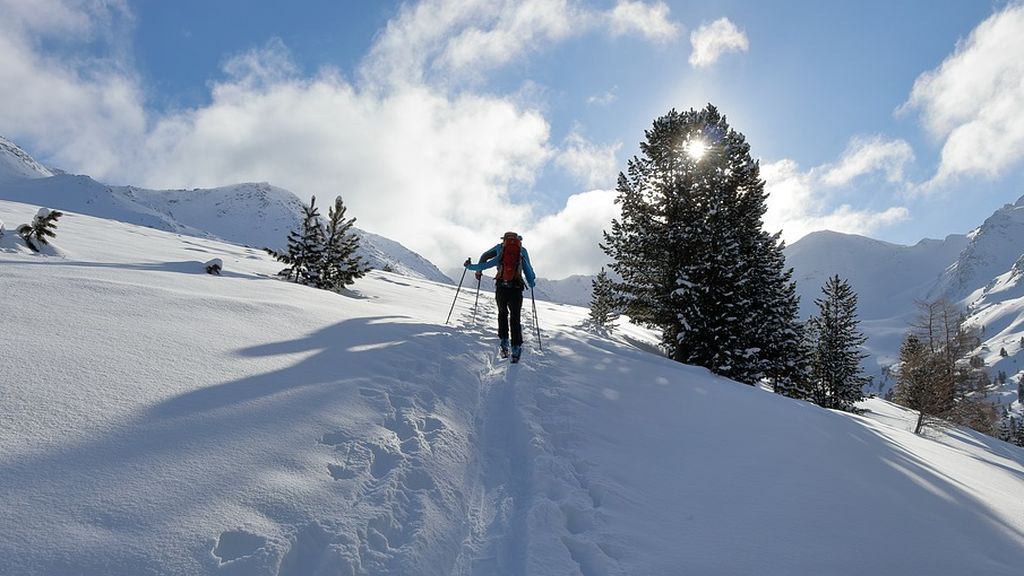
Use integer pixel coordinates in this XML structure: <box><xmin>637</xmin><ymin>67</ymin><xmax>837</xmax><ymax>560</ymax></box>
<box><xmin>212</xmin><ymin>529</ymin><xmax>268</xmax><ymax>565</ymax></box>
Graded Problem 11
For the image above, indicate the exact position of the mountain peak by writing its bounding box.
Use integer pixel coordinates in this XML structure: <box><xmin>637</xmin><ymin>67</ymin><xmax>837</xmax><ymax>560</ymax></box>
<box><xmin>0</xmin><ymin>136</ymin><xmax>54</xmax><ymax>181</ymax></box>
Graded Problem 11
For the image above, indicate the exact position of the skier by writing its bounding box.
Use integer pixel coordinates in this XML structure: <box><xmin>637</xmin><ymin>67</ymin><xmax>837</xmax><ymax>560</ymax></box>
<box><xmin>465</xmin><ymin>231</ymin><xmax>537</xmax><ymax>362</ymax></box>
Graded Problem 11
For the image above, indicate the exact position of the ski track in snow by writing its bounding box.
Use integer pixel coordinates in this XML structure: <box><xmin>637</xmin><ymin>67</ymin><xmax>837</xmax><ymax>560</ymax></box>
<box><xmin>448</xmin><ymin>299</ymin><xmax>624</xmax><ymax>576</ymax></box>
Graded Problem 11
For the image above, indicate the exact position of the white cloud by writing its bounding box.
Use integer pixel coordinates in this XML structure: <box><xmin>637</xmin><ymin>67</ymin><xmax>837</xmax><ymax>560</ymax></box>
<box><xmin>525</xmin><ymin>189</ymin><xmax>620</xmax><ymax>276</ymax></box>
<box><xmin>608</xmin><ymin>1</ymin><xmax>680</xmax><ymax>43</ymax></box>
<box><xmin>688</xmin><ymin>17</ymin><xmax>748</xmax><ymax>68</ymax></box>
<box><xmin>556</xmin><ymin>131</ymin><xmax>621</xmax><ymax>189</ymax></box>
<box><xmin>437</xmin><ymin>0</ymin><xmax>579</xmax><ymax>78</ymax></box>
<box><xmin>902</xmin><ymin>3</ymin><xmax>1024</xmax><ymax>187</ymax></box>
<box><xmin>0</xmin><ymin>0</ymin><xmax>144</xmax><ymax>178</ymax></box>
<box><xmin>587</xmin><ymin>86</ymin><xmax>619</xmax><ymax>106</ymax></box>
<box><xmin>362</xmin><ymin>0</ymin><xmax>680</xmax><ymax>86</ymax></box>
<box><xmin>138</xmin><ymin>43</ymin><xmax>552</xmax><ymax>271</ymax></box>
<box><xmin>762</xmin><ymin>156</ymin><xmax>910</xmax><ymax>245</ymax></box>
<box><xmin>821</xmin><ymin>136</ymin><xmax>914</xmax><ymax>187</ymax></box>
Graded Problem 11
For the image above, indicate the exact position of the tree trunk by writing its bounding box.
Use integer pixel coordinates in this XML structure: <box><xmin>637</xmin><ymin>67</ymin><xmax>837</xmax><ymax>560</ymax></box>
<box><xmin>913</xmin><ymin>410</ymin><xmax>925</xmax><ymax>435</ymax></box>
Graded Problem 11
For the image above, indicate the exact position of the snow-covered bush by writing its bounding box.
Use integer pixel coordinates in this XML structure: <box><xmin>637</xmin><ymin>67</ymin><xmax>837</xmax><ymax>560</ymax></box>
<box><xmin>205</xmin><ymin>258</ymin><xmax>223</xmax><ymax>275</ymax></box>
<box><xmin>17</xmin><ymin>207</ymin><xmax>64</xmax><ymax>252</ymax></box>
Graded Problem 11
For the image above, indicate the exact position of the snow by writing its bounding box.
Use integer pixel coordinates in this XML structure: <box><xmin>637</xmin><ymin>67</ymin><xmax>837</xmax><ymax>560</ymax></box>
<box><xmin>2</xmin><ymin>197</ymin><xmax>1023</xmax><ymax>575</ymax></box>
<box><xmin>0</xmin><ymin>135</ymin><xmax>55</xmax><ymax>181</ymax></box>
<box><xmin>0</xmin><ymin>174</ymin><xmax>451</xmax><ymax>284</ymax></box>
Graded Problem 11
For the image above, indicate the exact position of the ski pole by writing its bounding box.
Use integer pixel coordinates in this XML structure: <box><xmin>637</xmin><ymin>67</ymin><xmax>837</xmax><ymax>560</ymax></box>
<box><xmin>471</xmin><ymin>272</ymin><xmax>482</xmax><ymax>323</ymax></box>
<box><xmin>531</xmin><ymin>287</ymin><xmax>542</xmax><ymax>351</ymax></box>
<box><xmin>445</xmin><ymin>258</ymin><xmax>471</xmax><ymax>325</ymax></box>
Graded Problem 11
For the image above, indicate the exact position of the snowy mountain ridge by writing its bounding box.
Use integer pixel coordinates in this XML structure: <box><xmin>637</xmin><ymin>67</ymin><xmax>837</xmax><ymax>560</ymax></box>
<box><xmin>0</xmin><ymin>135</ymin><xmax>55</xmax><ymax>180</ymax></box>
<box><xmin>0</xmin><ymin>139</ymin><xmax>451</xmax><ymax>283</ymax></box>
<box><xmin>932</xmin><ymin>194</ymin><xmax>1024</xmax><ymax>302</ymax></box>
<box><xmin>785</xmin><ymin>200</ymin><xmax>1024</xmax><ymax>412</ymax></box>
<box><xmin>1</xmin><ymin>197</ymin><xmax>1022</xmax><ymax>575</ymax></box>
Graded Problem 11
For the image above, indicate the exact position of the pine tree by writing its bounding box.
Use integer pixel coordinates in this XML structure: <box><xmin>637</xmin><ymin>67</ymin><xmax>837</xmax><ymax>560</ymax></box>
<box><xmin>267</xmin><ymin>196</ymin><xmax>325</xmax><ymax>285</ymax></box>
<box><xmin>589</xmin><ymin>267</ymin><xmax>618</xmax><ymax>330</ymax></box>
<box><xmin>17</xmin><ymin>208</ymin><xmax>64</xmax><ymax>252</ymax></box>
<box><xmin>1000</xmin><ymin>346</ymin><xmax>1008</xmax><ymax>357</ymax></box>
<box><xmin>601</xmin><ymin>104</ymin><xmax>801</xmax><ymax>385</ymax></box>
<box><xmin>318</xmin><ymin>196</ymin><xmax>368</xmax><ymax>290</ymax></box>
<box><xmin>750</xmin><ymin>233</ymin><xmax>811</xmax><ymax>397</ymax></box>
<box><xmin>807</xmin><ymin>275</ymin><xmax>869</xmax><ymax>411</ymax></box>
<box><xmin>267</xmin><ymin>195</ymin><xmax>368</xmax><ymax>291</ymax></box>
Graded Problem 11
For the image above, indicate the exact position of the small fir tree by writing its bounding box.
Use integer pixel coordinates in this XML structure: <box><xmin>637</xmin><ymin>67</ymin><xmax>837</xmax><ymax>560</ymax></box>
<box><xmin>17</xmin><ymin>207</ymin><xmax>64</xmax><ymax>252</ymax></box>
<box><xmin>266</xmin><ymin>195</ymin><xmax>367</xmax><ymax>291</ymax></box>
<box><xmin>807</xmin><ymin>275</ymin><xmax>869</xmax><ymax>411</ymax></box>
<box><xmin>317</xmin><ymin>196</ymin><xmax>368</xmax><ymax>290</ymax></box>
<box><xmin>1000</xmin><ymin>346</ymin><xmax>1008</xmax><ymax>358</ymax></box>
<box><xmin>266</xmin><ymin>196</ymin><xmax>325</xmax><ymax>285</ymax></box>
<box><xmin>589</xmin><ymin>267</ymin><xmax>618</xmax><ymax>330</ymax></box>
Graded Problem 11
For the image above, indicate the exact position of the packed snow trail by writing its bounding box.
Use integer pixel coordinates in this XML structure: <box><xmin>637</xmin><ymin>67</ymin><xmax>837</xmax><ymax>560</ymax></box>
<box><xmin>2</xmin><ymin>200</ymin><xmax>1024</xmax><ymax>575</ymax></box>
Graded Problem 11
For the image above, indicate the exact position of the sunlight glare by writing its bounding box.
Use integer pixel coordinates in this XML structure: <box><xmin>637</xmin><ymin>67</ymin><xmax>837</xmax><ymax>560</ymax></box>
<box><xmin>685</xmin><ymin>138</ymin><xmax>707</xmax><ymax>161</ymax></box>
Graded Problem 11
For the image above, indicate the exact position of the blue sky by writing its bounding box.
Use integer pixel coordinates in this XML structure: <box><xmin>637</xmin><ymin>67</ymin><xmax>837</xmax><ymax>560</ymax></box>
<box><xmin>1</xmin><ymin>0</ymin><xmax>1022</xmax><ymax>277</ymax></box>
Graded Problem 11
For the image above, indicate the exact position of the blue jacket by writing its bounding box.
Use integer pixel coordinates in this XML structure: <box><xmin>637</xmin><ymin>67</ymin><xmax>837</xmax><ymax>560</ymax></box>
<box><xmin>466</xmin><ymin>242</ymin><xmax>537</xmax><ymax>288</ymax></box>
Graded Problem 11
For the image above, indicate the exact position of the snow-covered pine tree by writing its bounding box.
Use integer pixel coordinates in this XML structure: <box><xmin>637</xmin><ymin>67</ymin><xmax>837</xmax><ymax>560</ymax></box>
<box><xmin>807</xmin><ymin>275</ymin><xmax>869</xmax><ymax>411</ymax></box>
<box><xmin>754</xmin><ymin>233</ymin><xmax>812</xmax><ymax>398</ymax></box>
<box><xmin>601</xmin><ymin>104</ymin><xmax>802</xmax><ymax>385</ymax></box>
<box><xmin>318</xmin><ymin>196</ymin><xmax>368</xmax><ymax>291</ymax></box>
<box><xmin>998</xmin><ymin>413</ymin><xmax>1024</xmax><ymax>447</ymax></box>
<box><xmin>589</xmin><ymin>267</ymin><xmax>618</xmax><ymax>330</ymax></box>
<box><xmin>17</xmin><ymin>207</ymin><xmax>64</xmax><ymax>252</ymax></box>
<box><xmin>266</xmin><ymin>196</ymin><xmax>325</xmax><ymax>285</ymax></box>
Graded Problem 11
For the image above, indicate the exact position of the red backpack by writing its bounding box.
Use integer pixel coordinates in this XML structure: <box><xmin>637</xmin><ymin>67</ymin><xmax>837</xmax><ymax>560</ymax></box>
<box><xmin>497</xmin><ymin>232</ymin><xmax>522</xmax><ymax>284</ymax></box>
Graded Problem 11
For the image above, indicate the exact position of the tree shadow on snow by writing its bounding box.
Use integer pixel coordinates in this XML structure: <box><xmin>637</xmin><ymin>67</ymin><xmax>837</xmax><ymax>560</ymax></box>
<box><xmin>0</xmin><ymin>315</ymin><xmax>482</xmax><ymax>574</ymax></box>
<box><xmin>0</xmin><ymin>258</ymin><xmax>253</xmax><ymax>279</ymax></box>
<box><xmin>151</xmin><ymin>316</ymin><xmax>458</xmax><ymax>419</ymax></box>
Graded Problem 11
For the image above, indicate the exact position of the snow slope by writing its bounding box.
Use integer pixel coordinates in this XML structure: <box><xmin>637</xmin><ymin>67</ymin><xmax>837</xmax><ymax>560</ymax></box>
<box><xmin>2</xmin><ymin>198</ymin><xmax>1022</xmax><ymax>575</ymax></box>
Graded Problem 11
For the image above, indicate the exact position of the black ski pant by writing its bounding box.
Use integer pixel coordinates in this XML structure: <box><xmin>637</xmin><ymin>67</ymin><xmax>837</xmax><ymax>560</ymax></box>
<box><xmin>495</xmin><ymin>284</ymin><xmax>524</xmax><ymax>347</ymax></box>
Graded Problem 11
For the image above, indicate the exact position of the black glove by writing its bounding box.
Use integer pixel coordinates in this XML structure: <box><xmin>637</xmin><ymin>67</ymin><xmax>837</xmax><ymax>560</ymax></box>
<box><xmin>475</xmin><ymin>271</ymin><xmax>482</xmax><ymax>281</ymax></box>
<box><xmin>463</xmin><ymin>257</ymin><xmax>472</xmax><ymax>267</ymax></box>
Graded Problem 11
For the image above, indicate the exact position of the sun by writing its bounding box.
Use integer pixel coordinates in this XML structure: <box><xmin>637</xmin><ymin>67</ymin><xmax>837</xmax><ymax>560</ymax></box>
<box><xmin>685</xmin><ymin>138</ymin><xmax>707</xmax><ymax>161</ymax></box>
